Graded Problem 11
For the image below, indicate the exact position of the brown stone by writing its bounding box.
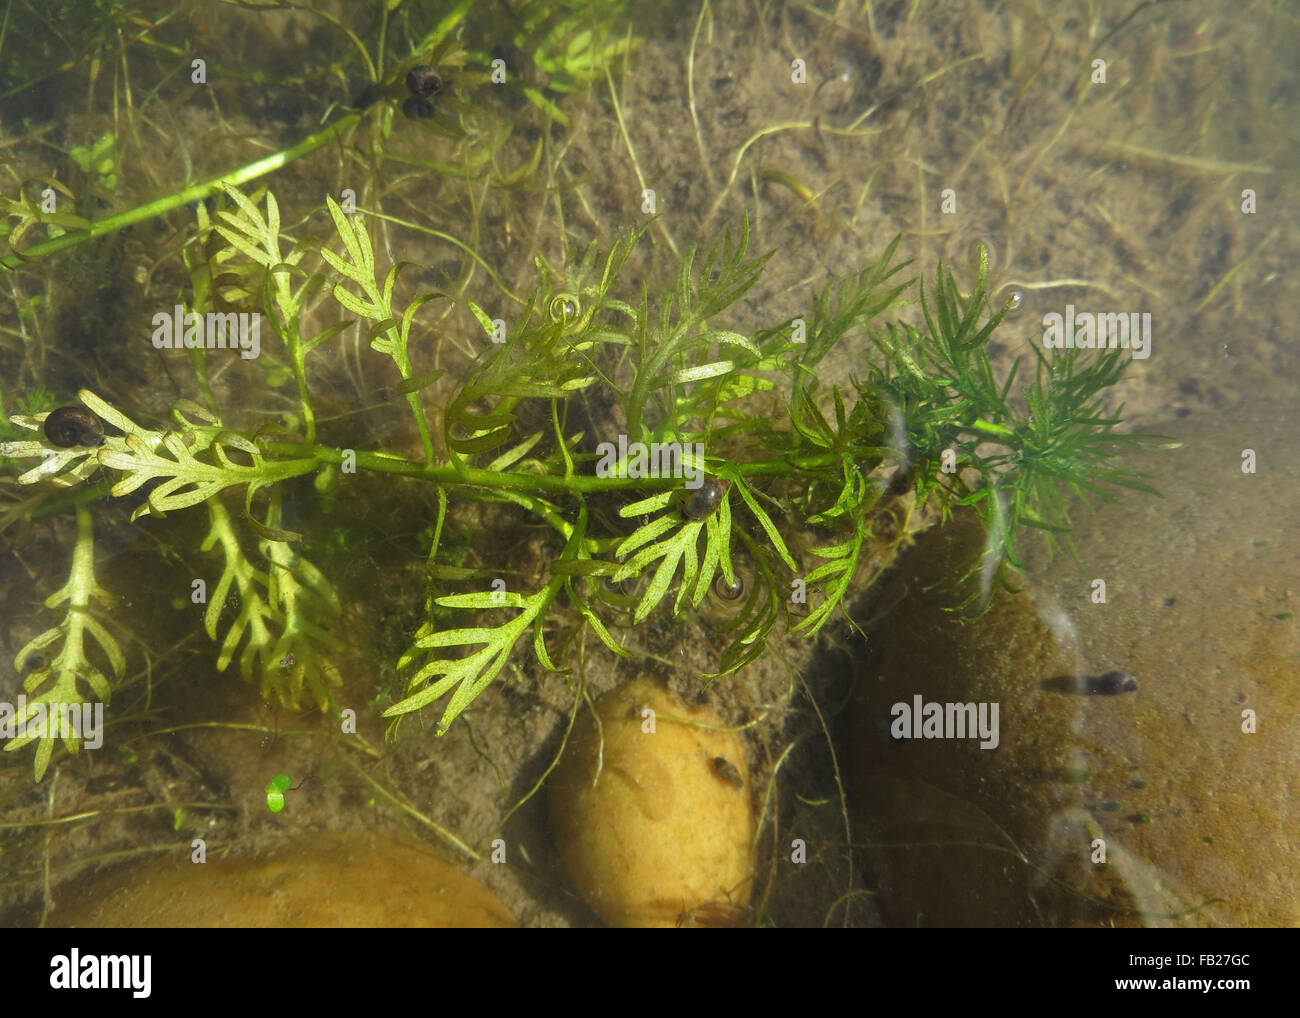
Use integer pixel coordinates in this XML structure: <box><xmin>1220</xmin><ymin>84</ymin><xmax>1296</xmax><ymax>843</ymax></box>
<box><xmin>549</xmin><ymin>678</ymin><xmax>755</xmax><ymax>927</ymax></box>
<box><xmin>52</xmin><ymin>831</ymin><xmax>515</xmax><ymax>928</ymax></box>
<box><xmin>852</xmin><ymin>400</ymin><xmax>1300</xmax><ymax>926</ymax></box>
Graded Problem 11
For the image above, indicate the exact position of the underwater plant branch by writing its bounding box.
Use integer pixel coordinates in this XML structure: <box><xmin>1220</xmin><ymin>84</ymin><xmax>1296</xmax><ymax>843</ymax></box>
<box><xmin>7</xmin><ymin>504</ymin><xmax>125</xmax><ymax>780</ymax></box>
<box><xmin>390</xmin><ymin>576</ymin><xmax>562</xmax><ymax>726</ymax></box>
<box><xmin>6</xmin><ymin>419</ymin><xmax>844</xmax><ymax>518</ymax></box>
<box><xmin>412</xmin><ymin>0</ymin><xmax>478</xmax><ymax>55</ymax></box>
<box><xmin>201</xmin><ymin>497</ymin><xmax>277</xmax><ymax>671</ymax></box>
<box><xmin>211</xmin><ymin>183</ymin><xmax>324</xmax><ymax>443</ymax></box>
<box><xmin>97</xmin><ymin>431</ymin><xmax>318</xmax><ymax>521</ymax></box>
<box><xmin>0</xmin><ymin>109</ymin><xmax>365</xmax><ymax>273</ymax></box>
<box><xmin>360</xmin><ymin>206</ymin><xmax>527</xmax><ymax>306</ymax></box>
<box><xmin>259</xmin><ymin>439</ymin><xmax>846</xmax><ymax>494</ymax></box>
<box><xmin>623</xmin><ymin>215</ymin><xmax>771</xmax><ymax>439</ymax></box>
<box><xmin>3</xmin><ymin>395</ymin><xmax>322</xmax><ymax>522</ymax></box>
<box><xmin>258</xmin><ymin>488</ymin><xmax>344</xmax><ymax>709</ymax></box>
<box><xmin>384</xmin><ymin>505</ymin><xmax>594</xmax><ymax>733</ymax></box>
<box><xmin>322</xmin><ymin>195</ymin><xmax>437</xmax><ymax>463</ymax></box>
<box><xmin>857</xmin><ymin>250</ymin><xmax>1167</xmax><ymax>607</ymax></box>
<box><xmin>195</xmin><ymin>489</ymin><xmax>344</xmax><ymax>711</ymax></box>
<box><xmin>4</xmin><ymin>219</ymin><xmax>1164</xmax><ymax>747</ymax></box>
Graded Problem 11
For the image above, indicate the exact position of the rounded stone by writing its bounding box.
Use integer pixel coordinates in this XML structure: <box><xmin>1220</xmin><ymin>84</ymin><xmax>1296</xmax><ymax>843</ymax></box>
<box><xmin>851</xmin><ymin>399</ymin><xmax>1300</xmax><ymax>926</ymax></box>
<box><xmin>549</xmin><ymin>678</ymin><xmax>755</xmax><ymax>927</ymax></box>
<box><xmin>52</xmin><ymin>832</ymin><xmax>515</xmax><ymax>928</ymax></box>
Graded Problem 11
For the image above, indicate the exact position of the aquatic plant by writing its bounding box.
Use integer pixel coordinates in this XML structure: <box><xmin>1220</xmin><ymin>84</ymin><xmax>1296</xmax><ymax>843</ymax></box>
<box><xmin>0</xmin><ymin>181</ymin><xmax>1155</xmax><ymax>778</ymax></box>
<box><xmin>0</xmin><ymin>0</ymin><xmax>1166</xmax><ymax>785</ymax></box>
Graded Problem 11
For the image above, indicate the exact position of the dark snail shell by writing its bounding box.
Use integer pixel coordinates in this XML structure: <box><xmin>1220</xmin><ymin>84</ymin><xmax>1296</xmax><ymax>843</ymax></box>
<box><xmin>683</xmin><ymin>478</ymin><xmax>729</xmax><ymax>520</ymax></box>
<box><xmin>43</xmin><ymin>406</ymin><xmax>104</xmax><ymax>448</ymax></box>
<box><xmin>401</xmin><ymin>96</ymin><xmax>435</xmax><ymax>120</ymax></box>
<box><xmin>405</xmin><ymin>66</ymin><xmax>443</xmax><ymax>98</ymax></box>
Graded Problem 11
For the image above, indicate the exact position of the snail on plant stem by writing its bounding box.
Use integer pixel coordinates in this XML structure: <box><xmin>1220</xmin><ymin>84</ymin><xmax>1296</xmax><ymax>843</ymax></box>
<box><xmin>683</xmin><ymin>478</ymin><xmax>730</xmax><ymax>520</ymax></box>
<box><xmin>400</xmin><ymin>64</ymin><xmax>444</xmax><ymax>120</ymax></box>
<box><xmin>405</xmin><ymin>66</ymin><xmax>443</xmax><ymax>99</ymax></box>
<box><xmin>402</xmin><ymin>97</ymin><xmax>435</xmax><ymax>120</ymax></box>
<box><xmin>43</xmin><ymin>406</ymin><xmax>105</xmax><ymax>448</ymax></box>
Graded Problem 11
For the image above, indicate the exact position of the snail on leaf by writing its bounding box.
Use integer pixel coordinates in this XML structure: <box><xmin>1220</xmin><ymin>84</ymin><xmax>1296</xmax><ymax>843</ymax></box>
<box><xmin>43</xmin><ymin>406</ymin><xmax>105</xmax><ymax>448</ymax></box>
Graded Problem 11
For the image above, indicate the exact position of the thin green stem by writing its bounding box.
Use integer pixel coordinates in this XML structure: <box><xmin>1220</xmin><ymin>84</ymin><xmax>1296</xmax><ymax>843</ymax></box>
<box><xmin>0</xmin><ymin>110</ymin><xmax>365</xmax><ymax>273</ymax></box>
<box><xmin>262</xmin><ymin>441</ymin><xmax>842</xmax><ymax>493</ymax></box>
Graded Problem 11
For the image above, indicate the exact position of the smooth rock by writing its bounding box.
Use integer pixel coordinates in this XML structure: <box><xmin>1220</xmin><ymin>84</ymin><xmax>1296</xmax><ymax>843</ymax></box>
<box><xmin>549</xmin><ymin>678</ymin><xmax>755</xmax><ymax>927</ymax></box>
<box><xmin>852</xmin><ymin>400</ymin><xmax>1299</xmax><ymax>926</ymax></box>
<box><xmin>53</xmin><ymin>831</ymin><xmax>515</xmax><ymax>927</ymax></box>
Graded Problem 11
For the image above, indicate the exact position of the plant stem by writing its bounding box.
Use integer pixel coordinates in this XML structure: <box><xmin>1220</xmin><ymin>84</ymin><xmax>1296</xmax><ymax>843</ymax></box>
<box><xmin>263</xmin><ymin>440</ymin><xmax>843</xmax><ymax>493</ymax></box>
<box><xmin>0</xmin><ymin>111</ymin><xmax>365</xmax><ymax>273</ymax></box>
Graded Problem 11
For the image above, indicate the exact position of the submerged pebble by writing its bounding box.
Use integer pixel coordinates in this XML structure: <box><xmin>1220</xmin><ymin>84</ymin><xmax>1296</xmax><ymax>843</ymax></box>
<box><xmin>549</xmin><ymin>678</ymin><xmax>754</xmax><ymax>927</ymax></box>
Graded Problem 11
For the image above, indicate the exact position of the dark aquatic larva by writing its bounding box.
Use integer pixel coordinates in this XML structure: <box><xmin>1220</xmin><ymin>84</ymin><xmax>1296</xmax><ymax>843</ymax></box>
<box><xmin>1085</xmin><ymin>671</ymin><xmax>1138</xmax><ymax>695</ymax></box>
<box><xmin>405</xmin><ymin>66</ymin><xmax>443</xmax><ymax>98</ymax></box>
<box><xmin>43</xmin><ymin>406</ymin><xmax>105</xmax><ymax>448</ymax></box>
<box><xmin>683</xmin><ymin>478</ymin><xmax>730</xmax><ymax>520</ymax></box>
<box><xmin>711</xmin><ymin>756</ymin><xmax>744</xmax><ymax>789</ymax></box>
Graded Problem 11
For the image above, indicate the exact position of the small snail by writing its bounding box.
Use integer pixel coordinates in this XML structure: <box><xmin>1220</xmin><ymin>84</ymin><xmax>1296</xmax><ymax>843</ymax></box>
<box><xmin>712</xmin><ymin>571</ymin><xmax>744</xmax><ymax>602</ymax></box>
<box><xmin>402</xmin><ymin>96</ymin><xmax>435</xmax><ymax>120</ymax></box>
<box><xmin>602</xmin><ymin>572</ymin><xmax>643</xmax><ymax>600</ymax></box>
<box><xmin>405</xmin><ymin>66</ymin><xmax>443</xmax><ymax>99</ymax></box>
<box><xmin>43</xmin><ymin>406</ymin><xmax>104</xmax><ymax>448</ymax></box>
<box><xmin>682</xmin><ymin>478</ymin><xmax>729</xmax><ymax>520</ymax></box>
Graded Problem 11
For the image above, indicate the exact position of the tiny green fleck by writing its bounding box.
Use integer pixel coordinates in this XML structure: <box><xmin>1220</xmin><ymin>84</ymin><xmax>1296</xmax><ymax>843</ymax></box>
<box><xmin>1274</xmin><ymin>611</ymin><xmax>1294</xmax><ymax>621</ymax></box>
<box><xmin>1068</xmin><ymin>768</ymin><xmax>1090</xmax><ymax>784</ymax></box>
<box><xmin>1130</xmin><ymin>780</ymin><xmax>1147</xmax><ymax>790</ymax></box>
<box><xmin>1102</xmin><ymin>800</ymin><xmax>1120</xmax><ymax>812</ymax></box>
<box><xmin>1130</xmin><ymin>812</ymin><xmax>1151</xmax><ymax>824</ymax></box>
